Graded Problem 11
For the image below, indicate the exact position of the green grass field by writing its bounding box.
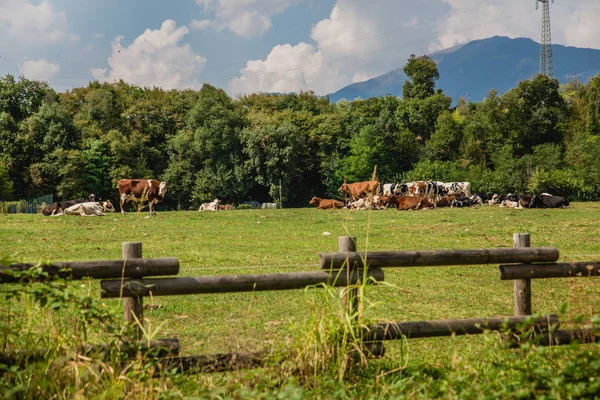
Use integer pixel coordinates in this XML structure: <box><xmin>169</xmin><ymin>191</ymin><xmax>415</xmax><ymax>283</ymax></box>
<box><xmin>2</xmin><ymin>204</ymin><xmax>600</xmax><ymax>398</ymax></box>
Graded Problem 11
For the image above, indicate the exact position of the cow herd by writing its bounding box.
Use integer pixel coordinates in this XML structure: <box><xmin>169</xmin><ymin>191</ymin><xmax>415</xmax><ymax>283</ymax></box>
<box><xmin>309</xmin><ymin>180</ymin><xmax>571</xmax><ymax>211</ymax></box>
<box><xmin>42</xmin><ymin>179</ymin><xmax>169</xmax><ymax>217</ymax></box>
<box><xmin>39</xmin><ymin>177</ymin><xmax>571</xmax><ymax>217</ymax></box>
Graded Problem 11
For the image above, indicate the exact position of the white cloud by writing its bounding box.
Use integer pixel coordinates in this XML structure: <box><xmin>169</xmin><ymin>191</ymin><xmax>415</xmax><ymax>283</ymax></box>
<box><xmin>195</xmin><ymin>0</ymin><xmax>299</xmax><ymax>37</ymax></box>
<box><xmin>93</xmin><ymin>33</ymin><xmax>104</xmax><ymax>39</ymax></box>
<box><xmin>231</xmin><ymin>42</ymin><xmax>348</xmax><ymax>95</ymax></box>
<box><xmin>19</xmin><ymin>58</ymin><xmax>60</xmax><ymax>81</ymax></box>
<box><xmin>190</xmin><ymin>19</ymin><xmax>212</xmax><ymax>30</ymax></box>
<box><xmin>230</xmin><ymin>0</ymin><xmax>447</xmax><ymax>95</ymax></box>
<box><xmin>91</xmin><ymin>20</ymin><xmax>207</xmax><ymax>90</ymax></box>
<box><xmin>0</xmin><ymin>0</ymin><xmax>77</xmax><ymax>43</ymax></box>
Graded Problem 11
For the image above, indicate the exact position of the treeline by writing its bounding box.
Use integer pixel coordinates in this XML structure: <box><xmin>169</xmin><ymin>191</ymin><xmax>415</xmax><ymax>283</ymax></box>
<box><xmin>1</xmin><ymin>55</ymin><xmax>600</xmax><ymax>209</ymax></box>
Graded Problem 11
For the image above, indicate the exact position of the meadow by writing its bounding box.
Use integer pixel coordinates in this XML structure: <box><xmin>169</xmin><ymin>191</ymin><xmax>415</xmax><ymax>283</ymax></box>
<box><xmin>1</xmin><ymin>203</ymin><xmax>600</xmax><ymax>398</ymax></box>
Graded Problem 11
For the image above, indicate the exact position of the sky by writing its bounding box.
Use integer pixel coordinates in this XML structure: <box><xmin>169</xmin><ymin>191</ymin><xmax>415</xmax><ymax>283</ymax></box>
<box><xmin>1</xmin><ymin>0</ymin><xmax>600</xmax><ymax>96</ymax></box>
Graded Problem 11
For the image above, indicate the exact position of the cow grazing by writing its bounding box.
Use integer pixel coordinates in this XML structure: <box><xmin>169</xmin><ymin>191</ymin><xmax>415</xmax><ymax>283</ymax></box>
<box><xmin>338</xmin><ymin>180</ymin><xmax>380</xmax><ymax>201</ymax></box>
<box><xmin>117</xmin><ymin>179</ymin><xmax>168</xmax><ymax>215</ymax></box>
<box><xmin>53</xmin><ymin>201</ymin><xmax>115</xmax><ymax>216</ymax></box>
<box><xmin>530</xmin><ymin>194</ymin><xmax>570</xmax><ymax>209</ymax></box>
<box><xmin>388</xmin><ymin>195</ymin><xmax>435</xmax><ymax>211</ymax></box>
<box><xmin>199</xmin><ymin>199</ymin><xmax>220</xmax><ymax>211</ymax></box>
<box><xmin>309</xmin><ymin>196</ymin><xmax>345</xmax><ymax>210</ymax></box>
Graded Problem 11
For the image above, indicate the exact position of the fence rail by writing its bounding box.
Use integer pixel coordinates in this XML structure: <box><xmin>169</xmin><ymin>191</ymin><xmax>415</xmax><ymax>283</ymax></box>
<box><xmin>100</xmin><ymin>268</ymin><xmax>384</xmax><ymax>298</ymax></box>
<box><xmin>3</xmin><ymin>233</ymin><xmax>600</xmax><ymax>373</ymax></box>
<box><xmin>320</xmin><ymin>247</ymin><xmax>559</xmax><ymax>269</ymax></box>
<box><xmin>363</xmin><ymin>315</ymin><xmax>559</xmax><ymax>341</ymax></box>
<box><xmin>0</xmin><ymin>258</ymin><xmax>179</xmax><ymax>283</ymax></box>
<box><xmin>500</xmin><ymin>262</ymin><xmax>600</xmax><ymax>280</ymax></box>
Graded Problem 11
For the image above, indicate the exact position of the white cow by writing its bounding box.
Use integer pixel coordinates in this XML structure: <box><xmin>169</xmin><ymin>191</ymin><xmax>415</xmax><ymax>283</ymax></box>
<box><xmin>53</xmin><ymin>201</ymin><xmax>115</xmax><ymax>216</ymax></box>
<box><xmin>198</xmin><ymin>199</ymin><xmax>220</xmax><ymax>211</ymax></box>
<box><xmin>350</xmin><ymin>197</ymin><xmax>373</xmax><ymax>210</ymax></box>
<box><xmin>499</xmin><ymin>200</ymin><xmax>523</xmax><ymax>209</ymax></box>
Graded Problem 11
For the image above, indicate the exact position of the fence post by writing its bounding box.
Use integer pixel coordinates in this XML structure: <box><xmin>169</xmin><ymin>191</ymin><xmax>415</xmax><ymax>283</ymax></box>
<box><xmin>338</xmin><ymin>236</ymin><xmax>385</xmax><ymax>357</ymax></box>
<box><xmin>122</xmin><ymin>242</ymin><xmax>144</xmax><ymax>339</ymax></box>
<box><xmin>513</xmin><ymin>233</ymin><xmax>532</xmax><ymax>316</ymax></box>
<box><xmin>339</xmin><ymin>236</ymin><xmax>358</xmax><ymax>318</ymax></box>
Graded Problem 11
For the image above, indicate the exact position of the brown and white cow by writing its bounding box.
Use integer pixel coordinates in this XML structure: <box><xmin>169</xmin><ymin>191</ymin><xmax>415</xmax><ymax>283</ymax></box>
<box><xmin>309</xmin><ymin>196</ymin><xmax>345</xmax><ymax>210</ymax></box>
<box><xmin>117</xmin><ymin>179</ymin><xmax>168</xmax><ymax>215</ymax></box>
<box><xmin>388</xmin><ymin>195</ymin><xmax>435</xmax><ymax>211</ymax></box>
<box><xmin>338</xmin><ymin>180</ymin><xmax>380</xmax><ymax>201</ymax></box>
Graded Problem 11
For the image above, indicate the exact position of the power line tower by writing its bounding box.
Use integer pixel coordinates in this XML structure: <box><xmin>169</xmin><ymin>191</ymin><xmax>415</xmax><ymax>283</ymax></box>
<box><xmin>536</xmin><ymin>0</ymin><xmax>554</xmax><ymax>77</ymax></box>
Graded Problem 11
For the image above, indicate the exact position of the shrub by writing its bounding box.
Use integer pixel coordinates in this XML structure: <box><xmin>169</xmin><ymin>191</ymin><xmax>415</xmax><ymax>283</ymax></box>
<box><xmin>527</xmin><ymin>168</ymin><xmax>597</xmax><ymax>199</ymax></box>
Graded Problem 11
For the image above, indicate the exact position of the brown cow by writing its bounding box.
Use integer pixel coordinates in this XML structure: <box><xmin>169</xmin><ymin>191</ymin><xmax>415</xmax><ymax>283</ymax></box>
<box><xmin>338</xmin><ymin>180</ymin><xmax>380</xmax><ymax>201</ymax></box>
<box><xmin>117</xmin><ymin>179</ymin><xmax>168</xmax><ymax>215</ymax></box>
<box><xmin>310</xmin><ymin>196</ymin><xmax>345</xmax><ymax>210</ymax></box>
<box><xmin>436</xmin><ymin>195</ymin><xmax>457</xmax><ymax>208</ymax></box>
<box><xmin>388</xmin><ymin>195</ymin><xmax>435</xmax><ymax>210</ymax></box>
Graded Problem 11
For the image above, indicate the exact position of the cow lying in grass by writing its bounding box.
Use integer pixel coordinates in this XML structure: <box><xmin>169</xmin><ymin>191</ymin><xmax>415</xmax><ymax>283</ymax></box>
<box><xmin>388</xmin><ymin>195</ymin><xmax>435</xmax><ymax>210</ymax></box>
<box><xmin>52</xmin><ymin>201</ymin><xmax>115</xmax><ymax>216</ymax></box>
<box><xmin>309</xmin><ymin>196</ymin><xmax>345</xmax><ymax>210</ymax></box>
<box><xmin>199</xmin><ymin>199</ymin><xmax>220</xmax><ymax>211</ymax></box>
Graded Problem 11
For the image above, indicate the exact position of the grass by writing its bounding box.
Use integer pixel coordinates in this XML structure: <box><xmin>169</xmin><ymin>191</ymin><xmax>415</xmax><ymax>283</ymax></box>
<box><xmin>1</xmin><ymin>203</ymin><xmax>600</xmax><ymax>398</ymax></box>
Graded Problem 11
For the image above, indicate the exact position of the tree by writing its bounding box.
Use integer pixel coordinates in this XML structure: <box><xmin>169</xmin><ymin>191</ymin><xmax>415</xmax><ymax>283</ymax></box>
<box><xmin>426</xmin><ymin>111</ymin><xmax>463</xmax><ymax>161</ymax></box>
<box><xmin>241</xmin><ymin>120</ymin><xmax>310</xmax><ymax>206</ymax></box>
<box><xmin>502</xmin><ymin>74</ymin><xmax>567</xmax><ymax>155</ymax></box>
<box><xmin>0</xmin><ymin>162</ymin><xmax>14</xmax><ymax>200</ymax></box>
<box><xmin>402</xmin><ymin>55</ymin><xmax>440</xmax><ymax>100</ymax></box>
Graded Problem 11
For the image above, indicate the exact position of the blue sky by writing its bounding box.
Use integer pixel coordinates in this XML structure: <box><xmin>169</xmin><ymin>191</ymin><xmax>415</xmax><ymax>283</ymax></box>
<box><xmin>1</xmin><ymin>0</ymin><xmax>599</xmax><ymax>95</ymax></box>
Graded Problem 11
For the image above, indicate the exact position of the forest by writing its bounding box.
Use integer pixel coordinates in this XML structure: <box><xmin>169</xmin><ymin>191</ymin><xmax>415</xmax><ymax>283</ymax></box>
<box><xmin>1</xmin><ymin>55</ymin><xmax>599</xmax><ymax>209</ymax></box>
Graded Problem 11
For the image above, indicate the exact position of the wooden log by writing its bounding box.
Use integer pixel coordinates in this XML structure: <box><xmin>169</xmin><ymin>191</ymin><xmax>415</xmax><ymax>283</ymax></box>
<box><xmin>100</xmin><ymin>268</ymin><xmax>385</xmax><ymax>298</ymax></box>
<box><xmin>524</xmin><ymin>328</ymin><xmax>600</xmax><ymax>346</ymax></box>
<box><xmin>500</xmin><ymin>262</ymin><xmax>600</xmax><ymax>280</ymax></box>
<box><xmin>513</xmin><ymin>233</ymin><xmax>532</xmax><ymax>316</ymax></box>
<box><xmin>0</xmin><ymin>339</ymin><xmax>180</xmax><ymax>367</ymax></box>
<box><xmin>362</xmin><ymin>314</ymin><xmax>559</xmax><ymax>341</ymax></box>
<box><xmin>320</xmin><ymin>247</ymin><xmax>559</xmax><ymax>270</ymax></box>
<box><xmin>363</xmin><ymin>341</ymin><xmax>385</xmax><ymax>357</ymax></box>
<box><xmin>122</xmin><ymin>242</ymin><xmax>144</xmax><ymax>339</ymax></box>
<box><xmin>0</xmin><ymin>258</ymin><xmax>179</xmax><ymax>283</ymax></box>
<box><xmin>158</xmin><ymin>351</ymin><xmax>266</xmax><ymax>374</ymax></box>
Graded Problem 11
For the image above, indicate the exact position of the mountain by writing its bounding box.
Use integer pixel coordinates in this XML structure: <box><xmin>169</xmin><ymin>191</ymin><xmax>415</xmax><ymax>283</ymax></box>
<box><xmin>327</xmin><ymin>36</ymin><xmax>600</xmax><ymax>103</ymax></box>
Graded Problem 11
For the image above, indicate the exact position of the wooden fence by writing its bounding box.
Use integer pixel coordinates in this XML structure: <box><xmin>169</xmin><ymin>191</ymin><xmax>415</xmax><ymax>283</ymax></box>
<box><xmin>2</xmin><ymin>233</ymin><xmax>599</xmax><ymax>372</ymax></box>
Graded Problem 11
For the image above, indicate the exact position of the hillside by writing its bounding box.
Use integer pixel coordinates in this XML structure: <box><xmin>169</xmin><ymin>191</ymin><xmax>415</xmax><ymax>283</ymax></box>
<box><xmin>328</xmin><ymin>36</ymin><xmax>600</xmax><ymax>103</ymax></box>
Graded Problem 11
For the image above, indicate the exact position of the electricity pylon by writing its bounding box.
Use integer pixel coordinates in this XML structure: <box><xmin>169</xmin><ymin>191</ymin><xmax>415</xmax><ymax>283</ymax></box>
<box><xmin>536</xmin><ymin>0</ymin><xmax>554</xmax><ymax>77</ymax></box>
